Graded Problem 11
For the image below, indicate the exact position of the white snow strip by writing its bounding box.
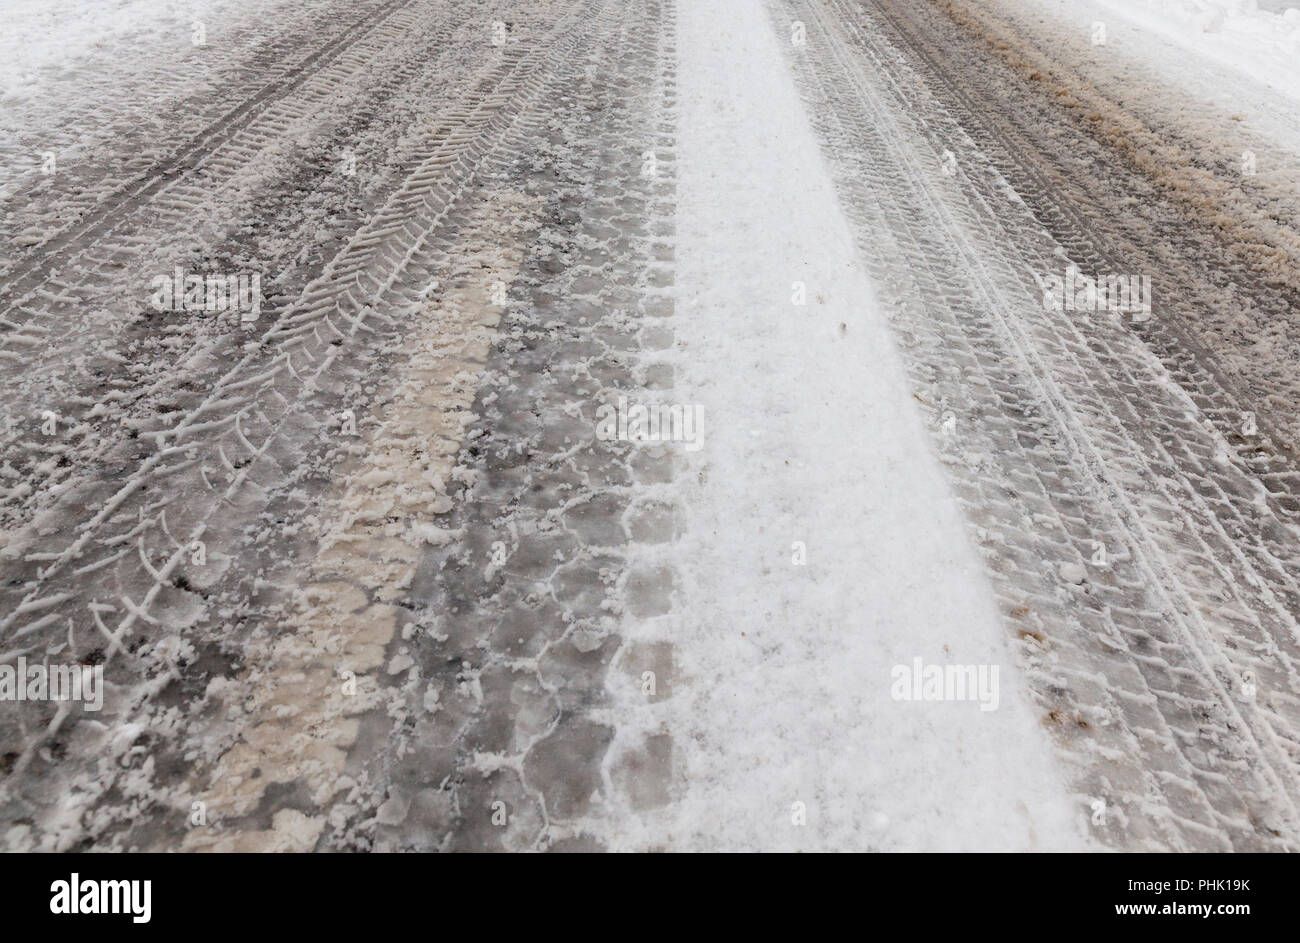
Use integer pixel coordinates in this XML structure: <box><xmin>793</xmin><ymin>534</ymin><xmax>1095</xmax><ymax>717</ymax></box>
<box><xmin>664</xmin><ymin>0</ymin><xmax>1092</xmax><ymax>851</ymax></box>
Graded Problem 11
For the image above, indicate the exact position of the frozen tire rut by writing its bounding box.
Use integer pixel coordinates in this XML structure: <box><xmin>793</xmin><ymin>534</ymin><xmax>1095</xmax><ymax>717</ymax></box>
<box><xmin>0</xmin><ymin>0</ymin><xmax>677</xmax><ymax>851</ymax></box>
<box><xmin>775</xmin><ymin>0</ymin><xmax>1300</xmax><ymax>849</ymax></box>
<box><xmin>0</xmin><ymin>0</ymin><xmax>528</xmax><ymax>535</ymax></box>
<box><xmin>301</xmin><ymin>3</ymin><xmax>681</xmax><ymax>852</ymax></box>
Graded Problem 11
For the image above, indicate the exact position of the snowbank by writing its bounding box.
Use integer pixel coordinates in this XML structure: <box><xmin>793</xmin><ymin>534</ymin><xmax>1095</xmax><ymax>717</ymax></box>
<box><xmin>1097</xmin><ymin>0</ymin><xmax>1300</xmax><ymax>99</ymax></box>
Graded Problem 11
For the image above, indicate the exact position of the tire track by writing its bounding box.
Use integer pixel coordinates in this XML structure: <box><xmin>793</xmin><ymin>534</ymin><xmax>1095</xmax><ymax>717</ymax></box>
<box><xmin>313</xmin><ymin>1</ymin><xmax>680</xmax><ymax>852</ymax></box>
<box><xmin>860</xmin><ymin>0</ymin><xmax>1300</xmax><ymax>814</ymax></box>
<box><xmin>0</xmin><ymin>0</ymin><xmax>636</xmax><ymax>850</ymax></box>
<box><xmin>0</xmin><ymin>0</ymin><xmax>411</xmax><ymax>290</ymax></box>
<box><xmin>777</xmin><ymin>0</ymin><xmax>1300</xmax><ymax>849</ymax></box>
<box><xmin>0</xmin><ymin>0</ymin><xmax>427</xmax><ymax>381</ymax></box>
<box><xmin>0</xmin><ymin>0</ymin><xmax>520</xmax><ymax>541</ymax></box>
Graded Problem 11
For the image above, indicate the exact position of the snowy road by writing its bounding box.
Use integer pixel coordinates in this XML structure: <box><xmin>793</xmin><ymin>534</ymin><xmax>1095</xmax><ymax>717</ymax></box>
<box><xmin>3</xmin><ymin>0</ymin><xmax>1300</xmax><ymax>852</ymax></box>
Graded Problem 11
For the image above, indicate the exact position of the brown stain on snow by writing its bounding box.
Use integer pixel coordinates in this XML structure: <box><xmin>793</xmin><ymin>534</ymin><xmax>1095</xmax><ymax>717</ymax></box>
<box><xmin>937</xmin><ymin>0</ymin><xmax>1300</xmax><ymax>292</ymax></box>
<box><xmin>180</xmin><ymin>188</ymin><xmax>543</xmax><ymax>851</ymax></box>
